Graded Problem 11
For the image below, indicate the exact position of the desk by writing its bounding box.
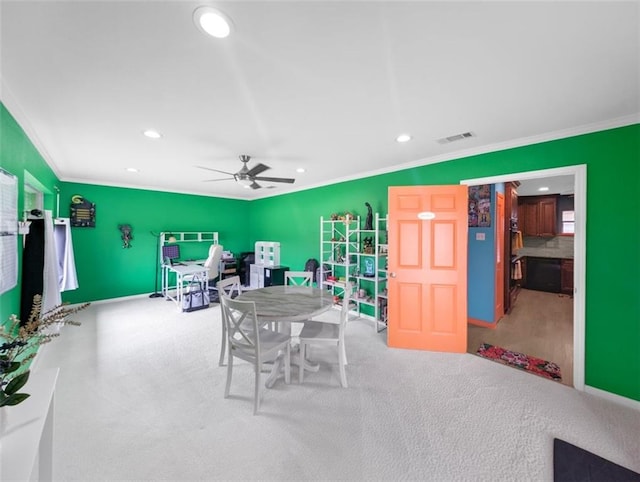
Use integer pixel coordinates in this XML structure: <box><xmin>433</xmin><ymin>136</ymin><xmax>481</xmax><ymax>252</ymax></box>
<box><xmin>237</xmin><ymin>286</ymin><xmax>333</xmax><ymax>386</ymax></box>
<box><xmin>162</xmin><ymin>263</ymin><xmax>209</xmax><ymax>311</ymax></box>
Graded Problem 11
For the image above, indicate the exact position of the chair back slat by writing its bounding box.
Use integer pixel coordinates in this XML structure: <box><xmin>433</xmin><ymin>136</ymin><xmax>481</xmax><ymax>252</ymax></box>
<box><xmin>217</xmin><ymin>275</ymin><xmax>242</xmax><ymax>298</ymax></box>
<box><xmin>284</xmin><ymin>271</ymin><xmax>313</xmax><ymax>287</ymax></box>
<box><xmin>220</xmin><ymin>296</ymin><xmax>259</xmax><ymax>352</ymax></box>
<box><xmin>339</xmin><ymin>282</ymin><xmax>353</xmax><ymax>330</ymax></box>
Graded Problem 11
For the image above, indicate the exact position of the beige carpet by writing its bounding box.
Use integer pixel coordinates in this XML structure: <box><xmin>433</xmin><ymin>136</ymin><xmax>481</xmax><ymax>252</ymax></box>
<box><xmin>34</xmin><ymin>296</ymin><xmax>640</xmax><ymax>480</ymax></box>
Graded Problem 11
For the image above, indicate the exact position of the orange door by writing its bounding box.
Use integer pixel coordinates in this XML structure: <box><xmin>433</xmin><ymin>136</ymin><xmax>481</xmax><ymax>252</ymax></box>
<box><xmin>387</xmin><ymin>185</ymin><xmax>468</xmax><ymax>352</ymax></box>
<box><xmin>495</xmin><ymin>192</ymin><xmax>505</xmax><ymax>321</ymax></box>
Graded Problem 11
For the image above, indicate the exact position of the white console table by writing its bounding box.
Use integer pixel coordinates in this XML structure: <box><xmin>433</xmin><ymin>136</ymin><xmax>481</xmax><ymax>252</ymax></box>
<box><xmin>1</xmin><ymin>368</ymin><xmax>59</xmax><ymax>481</ymax></box>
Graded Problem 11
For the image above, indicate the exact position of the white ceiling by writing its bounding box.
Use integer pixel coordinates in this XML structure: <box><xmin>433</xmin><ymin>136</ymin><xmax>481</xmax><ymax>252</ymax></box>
<box><xmin>515</xmin><ymin>176</ymin><xmax>574</xmax><ymax>196</ymax></box>
<box><xmin>1</xmin><ymin>1</ymin><xmax>638</xmax><ymax>200</ymax></box>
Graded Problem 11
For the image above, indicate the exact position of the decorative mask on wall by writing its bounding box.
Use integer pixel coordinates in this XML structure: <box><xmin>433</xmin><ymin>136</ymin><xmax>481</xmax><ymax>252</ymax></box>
<box><xmin>118</xmin><ymin>224</ymin><xmax>133</xmax><ymax>248</ymax></box>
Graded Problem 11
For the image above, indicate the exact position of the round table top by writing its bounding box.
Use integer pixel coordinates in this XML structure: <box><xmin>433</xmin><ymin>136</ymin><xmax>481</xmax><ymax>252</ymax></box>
<box><xmin>236</xmin><ymin>285</ymin><xmax>333</xmax><ymax>322</ymax></box>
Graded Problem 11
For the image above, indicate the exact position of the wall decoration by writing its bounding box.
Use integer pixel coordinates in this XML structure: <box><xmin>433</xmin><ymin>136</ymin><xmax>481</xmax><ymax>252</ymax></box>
<box><xmin>70</xmin><ymin>195</ymin><xmax>96</xmax><ymax>227</ymax></box>
<box><xmin>468</xmin><ymin>184</ymin><xmax>491</xmax><ymax>227</ymax></box>
<box><xmin>118</xmin><ymin>224</ymin><xmax>133</xmax><ymax>248</ymax></box>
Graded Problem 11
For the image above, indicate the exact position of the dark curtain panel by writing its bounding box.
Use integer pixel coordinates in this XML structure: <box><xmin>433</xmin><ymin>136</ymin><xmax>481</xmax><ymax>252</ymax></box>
<box><xmin>20</xmin><ymin>218</ymin><xmax>45</xmax><ymax>325</ymax></box>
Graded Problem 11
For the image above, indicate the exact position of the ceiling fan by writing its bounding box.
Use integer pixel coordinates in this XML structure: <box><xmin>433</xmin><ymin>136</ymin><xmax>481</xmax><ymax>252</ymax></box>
<box><xmin>196</xmin><ymin>155</ymin><xmax>295</xmax><ymax>190</ymax></box>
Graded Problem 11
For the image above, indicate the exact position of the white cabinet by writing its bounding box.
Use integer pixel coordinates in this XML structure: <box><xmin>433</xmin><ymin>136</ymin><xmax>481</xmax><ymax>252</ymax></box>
<box><xmin>254</xmin><ymin>241</ymin><xmax>280</xmax><ymax>266</ymax></box>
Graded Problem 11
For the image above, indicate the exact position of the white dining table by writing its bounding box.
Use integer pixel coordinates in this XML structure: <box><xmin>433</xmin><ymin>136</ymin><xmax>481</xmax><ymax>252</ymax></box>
<box><xmin>237</xmin><ymin>285</ymin><xmax>334</xmax><ymax>387</ymax></box>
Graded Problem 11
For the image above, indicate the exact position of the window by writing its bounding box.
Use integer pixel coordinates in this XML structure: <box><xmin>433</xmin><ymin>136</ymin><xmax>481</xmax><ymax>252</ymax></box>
<box><xmin>24</xmin><ymin>182</ymin><xmax>43</xmax><ymax>217</ymax></box>
<box><xmin>561</xmin><ymin>210</ymin><xmax>575</xmax><ymax>234</ymax></box>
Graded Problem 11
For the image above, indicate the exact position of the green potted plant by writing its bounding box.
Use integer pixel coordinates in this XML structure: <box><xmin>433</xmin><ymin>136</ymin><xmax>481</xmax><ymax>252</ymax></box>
<box><xmin>0</xmin><ymin>295</ymin><xmax>88</xmax><ymax>407</ymax></box>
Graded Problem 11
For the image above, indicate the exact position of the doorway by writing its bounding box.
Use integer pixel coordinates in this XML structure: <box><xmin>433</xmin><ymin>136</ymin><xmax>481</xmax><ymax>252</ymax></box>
<box><xmin>461</xmin><ymin>165</ymin><xmax>585</xmax><ymax>391</ymax></box>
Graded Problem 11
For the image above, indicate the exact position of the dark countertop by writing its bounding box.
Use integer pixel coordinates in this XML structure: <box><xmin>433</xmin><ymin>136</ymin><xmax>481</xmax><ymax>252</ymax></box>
<box><xmin>515</xmin><ymin>235</ymin><xmax>574</xmax><ymax>260</ymax></box>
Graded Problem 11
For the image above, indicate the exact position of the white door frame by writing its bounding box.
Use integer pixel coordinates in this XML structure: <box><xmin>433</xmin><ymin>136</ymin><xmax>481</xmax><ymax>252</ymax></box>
<box><xmin>461</xmin><ymin>164</ymin><xmax>586</xmax><ymax>391</ymax></box>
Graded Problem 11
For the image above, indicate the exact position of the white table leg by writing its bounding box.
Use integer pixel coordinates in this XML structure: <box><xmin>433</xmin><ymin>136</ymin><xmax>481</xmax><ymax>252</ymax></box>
<box><xmin>264</xmin><ymin>344</ymin><xmax>320</xmax><ymax>388</ymax></box>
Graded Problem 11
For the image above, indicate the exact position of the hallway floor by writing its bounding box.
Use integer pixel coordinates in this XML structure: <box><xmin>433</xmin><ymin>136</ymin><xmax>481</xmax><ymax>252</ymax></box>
<box><xmin>467</xmin><ymin>288</ymin><xmax>574</xmax><ymax>387</ymax></box>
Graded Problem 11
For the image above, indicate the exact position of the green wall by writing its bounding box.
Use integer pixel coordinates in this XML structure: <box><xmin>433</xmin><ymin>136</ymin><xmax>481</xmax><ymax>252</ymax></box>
<box><xmin>59</xmin><ymin>182</ymin><xmax>251</xmax><ymax>303</ymax></box>
<box><xmin>251</xmin><ymin>125</ymin><xmax>640</xmax><ymax>402</ymax></box>
<box><xmin>2</xmin><ymin>99</ymin><xmax>639</xmax><ymax>402</ymax></box>
<box><xmin>0</xmin><ymin>104</ymin><xmax>60</xmax><ymax>324</ymax></box>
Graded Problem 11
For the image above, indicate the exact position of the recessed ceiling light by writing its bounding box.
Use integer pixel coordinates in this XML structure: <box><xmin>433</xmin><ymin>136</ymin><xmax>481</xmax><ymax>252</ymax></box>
<box><xmin>396</xmin><ymin>134</ymin><xmax>412</xmax><ymax>143</ymax></box>
<box><xmin>126</xmin><ymin>168</ymin><xmax>139</xmax><ymax>173</ymax></box>
<box><xmin>538</xmin><ymin>187</ymin><xmax>550</xmax><ymax>192</ymax></box>
<box><xmin>193</xmin><ymin>6</ymin><xmax>233</xmax><ymax>38</ymax></box>
<box><xmin>296</xmin><ymin>168</ymin><xmax>306</xmax><ymax>173</ymax></box>
<box><xmin>143</xmin><ymin>129</ymin><xmax>162</xmax><ymax>139</ymax></box>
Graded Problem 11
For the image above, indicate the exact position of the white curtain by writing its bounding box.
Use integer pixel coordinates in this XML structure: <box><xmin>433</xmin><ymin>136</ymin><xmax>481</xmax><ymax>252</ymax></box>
<box><xmin>42</xmin><ymin>210</ymin><xmax>61</xmax><ymax>313</ymax></box>
<box><xmin>54</xmin><ymin>217</ymin><xmax>79</xmax><ymax>292</ymax></box>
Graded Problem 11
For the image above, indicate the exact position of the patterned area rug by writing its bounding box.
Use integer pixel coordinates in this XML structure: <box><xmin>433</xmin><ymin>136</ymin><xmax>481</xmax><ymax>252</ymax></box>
<box><xmin>476</xmin><ymin>343</ymin><xmax>562</xmax><ymax>382</ymax></box>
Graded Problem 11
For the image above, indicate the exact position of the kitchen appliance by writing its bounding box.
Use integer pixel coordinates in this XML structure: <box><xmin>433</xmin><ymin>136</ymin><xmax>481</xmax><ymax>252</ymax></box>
<box><xmin>526</xmin><ymin>257</ymin><xmax>561</xmax><ymax>293</ymax></box>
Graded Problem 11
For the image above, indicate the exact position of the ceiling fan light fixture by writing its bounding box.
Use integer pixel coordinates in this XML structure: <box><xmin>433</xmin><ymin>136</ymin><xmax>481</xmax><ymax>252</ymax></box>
<box><xmin>194</xmin><ymin>6</ymin><xmax>233</xmax><ymax>38</ymax></box>
<box><xmin>237</xmin><ymin>177</ymin><xmax>254</xmax><ymax>187</ymax></box>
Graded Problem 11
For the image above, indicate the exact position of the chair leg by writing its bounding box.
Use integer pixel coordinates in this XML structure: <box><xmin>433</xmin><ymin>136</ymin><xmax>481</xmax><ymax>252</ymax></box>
<box><xmin>224</xmin><ymin>350</ymin><xmax>233</xmax><ymax>398</ymax></box>
<box><xmin>219</xmin><ymin>322</ymin><xmax>227</xmax><ymax>366</ymax></box>
<box><xmin>341</xmin><ymin>339</ymin><xmax>347</xmax><ymax>366</ymax></box>
<box><xmin>299</xmin><ymin>342</ymin><xmax>306</xmax><ymax>384</ymax></box>
<box><xmin>338</xmin><ymin>341</ymin><xmax>348</xmax><ymax>388</ymax></box>
<box><xmin>254</xmin><ymin>361</ymin><xmax>261</xmax><ymax>415</ymax></box>
<box><xmin>284</xmin><ymin>343</ymin><xmax>291</xmax><ymax>384</ymax></box>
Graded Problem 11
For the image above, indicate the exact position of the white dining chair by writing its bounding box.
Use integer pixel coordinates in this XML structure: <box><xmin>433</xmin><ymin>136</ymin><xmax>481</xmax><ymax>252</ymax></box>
<box><xmin>216</xmin><ymin>276</ymin><xmax>243</xmax><ymax>366</ymax></box>
<box><xmin>284</xmin><ymin>271</ymin><xmax>313</xmax><ymax>286</ymax></box>
<box><xmin>276</xmin><ymin>270</ymin><xmax>315</xmax><ymax>333</ymax></box>
<box><xmin>298</xmin><ymin>281</ymin><xmax>352</xmax><ymax>388</ymax></box>
<box><xmin>220</xmin><ymin>296</ymin><xmax>291</xmax><ymax>415</ymax></box>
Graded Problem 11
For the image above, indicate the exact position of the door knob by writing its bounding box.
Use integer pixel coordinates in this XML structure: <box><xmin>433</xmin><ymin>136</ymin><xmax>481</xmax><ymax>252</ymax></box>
<box><xmin>389</xmin><ymin>272</ymin><xmax>396</xmax><ymax>278</ymax></box>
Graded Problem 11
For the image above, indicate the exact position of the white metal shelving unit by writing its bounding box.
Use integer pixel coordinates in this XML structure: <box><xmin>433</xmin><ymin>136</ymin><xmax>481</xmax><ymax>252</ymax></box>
<box><xmin>351</xmin><ymin>213</ymin><xmax>388</xmax><ymax>332</ymax></box>
<box><xmin>320</xmin><ymin>214</ymin><xmax>388</xmax><ymax>331</ymax></box>
<box><xmin>160</xmin><ymin>231</ymin><xmax>218</xmax><ymax>257</ymax></box>
<box><xmin>320</xmin><ymin>216</ymin><xmax>359</xmax><ymax>306</ymax></box>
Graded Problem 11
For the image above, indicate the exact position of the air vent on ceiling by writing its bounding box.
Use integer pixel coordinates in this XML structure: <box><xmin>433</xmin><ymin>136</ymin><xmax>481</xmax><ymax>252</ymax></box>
<box><xmin>437</xmin><ymin>131</ymin><xmax>475</xmax><ymax>144</ymax></box>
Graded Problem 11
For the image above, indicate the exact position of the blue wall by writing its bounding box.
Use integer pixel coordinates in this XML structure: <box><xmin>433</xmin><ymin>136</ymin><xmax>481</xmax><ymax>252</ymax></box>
<box><xmin>467</xmin><ymin>184</ymin><xmax>501</xmax><ymax>323</ymax></box>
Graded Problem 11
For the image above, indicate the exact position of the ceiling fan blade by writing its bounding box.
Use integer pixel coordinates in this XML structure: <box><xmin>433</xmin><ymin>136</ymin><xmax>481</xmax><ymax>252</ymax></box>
<box><xmin>195</xmin><ymin>165</ymin><xmax>236</xmax><ymax>176</ymax></box>
<box><xmin>246</xmin><ymin>163</ymin><xmax>270</xmax><ymax>177</ymax></box>
<box><xmin>253</xmin><ymin>176</ymin><xmax>295</xmax><ymax>184</ymax></box>
<box><xmin>203</xmin><ymin>177</ymin><xmax>235</xmax><ymax>182</ymax></box>
<box><xmin>250</xmin><ymin>181</ymin><xmax>261</xmax><ymax>190</ymax></box>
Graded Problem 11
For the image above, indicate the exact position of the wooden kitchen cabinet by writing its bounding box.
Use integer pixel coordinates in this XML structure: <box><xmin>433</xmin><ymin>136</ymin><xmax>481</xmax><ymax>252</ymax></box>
<box><xmin>561</xmin><ymin>259</ymin><xmax>574</xmax><ymax>294</ymax></box>
<box><xmin>518</xmin><ymin>195</ymin><xmax>557</xmax><ymax>237</ymax></box>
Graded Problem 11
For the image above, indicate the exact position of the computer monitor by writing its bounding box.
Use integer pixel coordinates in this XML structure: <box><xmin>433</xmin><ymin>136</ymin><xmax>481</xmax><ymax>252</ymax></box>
<box><xmin>162</xmin><ymin>244</ymin><xmax>180</xmax><ymax>264</ymax></box>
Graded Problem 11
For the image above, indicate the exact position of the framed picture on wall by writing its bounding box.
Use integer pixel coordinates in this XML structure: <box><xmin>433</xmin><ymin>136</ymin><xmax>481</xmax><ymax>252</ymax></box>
<box><xmin>70</xmin><ymin>194</ymin><xmax>96</xmax><ymax>227</ymax></box>
<box><xmin>468</xmin><ymin>184</ymin><xmax>491</xmax><ymax>227</ymax></box>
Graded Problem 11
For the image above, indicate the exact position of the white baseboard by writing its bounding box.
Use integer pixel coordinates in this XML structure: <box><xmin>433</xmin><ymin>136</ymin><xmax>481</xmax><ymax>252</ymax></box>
<box><xmin>585</xmin><ymin>385</ymin><xmax>640</xmax><ymax>411</ymax></box>
<box><xmin>73</xmin><ymin>293</ymin><xmax>151</xmax><ymax>306</ymax></box>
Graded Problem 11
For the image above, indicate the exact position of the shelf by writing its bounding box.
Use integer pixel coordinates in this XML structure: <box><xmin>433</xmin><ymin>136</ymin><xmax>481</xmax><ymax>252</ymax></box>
<box><xmin>353</xmin><ymin>297</ymin><xmax>376</xmax><ymax>306</ymax></box>
<box><xmin>320</xmin><ymin>213</ymin><xmax>388</xmax><ymax>332</ymax></box>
